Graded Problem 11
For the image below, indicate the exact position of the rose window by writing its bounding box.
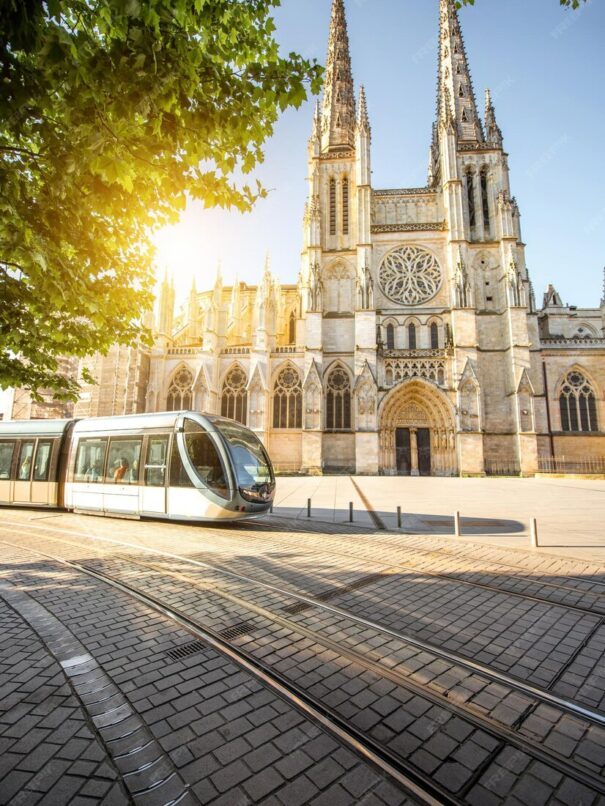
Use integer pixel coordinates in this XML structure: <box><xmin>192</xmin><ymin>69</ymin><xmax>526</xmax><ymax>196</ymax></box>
<box><xmin>378</xmin><ymin>246</ymin><xmax>443</xmax><ymax>305</ymax></box>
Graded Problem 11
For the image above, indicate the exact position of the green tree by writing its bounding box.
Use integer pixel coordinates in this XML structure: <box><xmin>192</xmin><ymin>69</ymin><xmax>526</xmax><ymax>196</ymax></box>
<box><xmin>0</xmin><ymin>0</ymin><xmax>322</xmax><ymax>400</ymax></box>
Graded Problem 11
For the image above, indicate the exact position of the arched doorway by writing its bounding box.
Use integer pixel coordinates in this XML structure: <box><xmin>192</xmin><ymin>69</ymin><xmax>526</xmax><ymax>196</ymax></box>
<box><xmin>379</xmin><ymin>379</ymin><xmax>457</xmax><ymax>476</ymax></box>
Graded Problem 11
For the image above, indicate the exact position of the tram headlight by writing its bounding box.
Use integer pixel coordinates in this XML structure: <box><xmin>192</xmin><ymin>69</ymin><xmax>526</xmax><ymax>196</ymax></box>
<box><xmin>239</xmin><ymin>483</ymin><xmax>273</xmax><ymax>503</ymax></box>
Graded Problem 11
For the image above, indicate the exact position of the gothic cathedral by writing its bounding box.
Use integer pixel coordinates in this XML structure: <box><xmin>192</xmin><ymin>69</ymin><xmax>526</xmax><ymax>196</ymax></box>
<box><xmin>67</xmin><ymin>0</ymin><xmax>605</xmax><ymax>476</ymax></box>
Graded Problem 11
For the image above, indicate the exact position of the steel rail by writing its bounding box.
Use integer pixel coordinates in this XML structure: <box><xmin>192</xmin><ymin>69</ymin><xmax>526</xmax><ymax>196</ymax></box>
<box><xmin>1</xmin><ymin>520</ymin><xmax>603</xmax><ymax>731</ymax></box>
<box><xmin>0</xmin><ymin>538</ymin><xmax>451</xmax><ymax>806</ymax></box>
<box><xmin>4</xmin><ymin>536</ymin><xmax>605</xmax><ymax>803</ymax></box>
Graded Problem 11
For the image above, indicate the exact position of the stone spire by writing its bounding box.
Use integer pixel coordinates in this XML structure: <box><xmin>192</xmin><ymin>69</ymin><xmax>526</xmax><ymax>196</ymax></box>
<box><xmin>157</xmin><ymin>269</ymin><xmax>175</xmax><ymax>336</ymax></box>
<box><xmin>484</xmin><ymin>89</ymin><xmax>503</xmax><ymax>147</ymax></box>
<box><xmin>437</xmin><ymin>0</ymin><xmax>483</xmax><ymax>142</ymax></box>
<box><xmin>321</xmin><ymin>0</ymin><xmax>356</xmax><ymax>152</ymax></box>
<box><xmin>601</xmin><ymin>267</ymin><xmax>605</xmax><ymax>307</ymax></box>
<box><xmin>356</xmin><ymin>85</ymin><xmax>371</xmax><ymax>137</ymax></box>
<box><xmin>309</xmin><ymin>100</ymin><xmax>321</xmax><ymax>149</ymax></box>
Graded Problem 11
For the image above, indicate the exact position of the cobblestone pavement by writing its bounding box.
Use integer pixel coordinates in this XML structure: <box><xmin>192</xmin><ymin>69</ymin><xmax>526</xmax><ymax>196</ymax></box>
<box><xmin>0</xmin><ymin>506</ymin><xmax>604</xmax><ymax>805</ymax></box>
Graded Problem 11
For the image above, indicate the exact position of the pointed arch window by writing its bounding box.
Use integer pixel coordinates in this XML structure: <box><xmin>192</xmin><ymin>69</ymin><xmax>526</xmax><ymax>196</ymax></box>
<box><xmin>430</xmin><ymin>323</ymin><xmax>439</xmax><ymax>350</ymax></box>
<box><xmin>458</xmin><ymin>84</ymin><xmax>465</xmax><ymax>97</ymax></box>
<box><xmin>273</xmin><ymin>366</ymin><xmax>302</xmax><ymax>429</ymax></box>
<box><xmin>386</xmin><ymin>323</ymin><xmax>395</xmax><ymax>350</ymax></box>
<box><xmin>480</xmin><ymin>168</ymin><xmax>490</xmax><ymax>229</ymax></box>
<box><xmin>408</xmin><ymin>323</ymin><xmax>417</xmax><ymax>350</ymax></box>
<box><xmin>342</xmin><ymin>177</ymin><xmax>349</xmax><ymax>235</ymax></box>
<box><xmin>221</xmin><ymin>366</ymin><xmax>248</xmax><ymax>424</ymax></box>
<box><xmin>288</xmin><ymin>311</ymin><xmax>296</xmax><ymax>344</ymax></box>
<box><xmin>559</xmin><ymin>370</ymin><xmax>598</xmax><ymax>433</ymax></box>
<box><xmin>329</xmin><ymin>178</ymin><xmax>337</xmax><ymax>236</ymax></box>
<box><xmin>167</xmin><ymin>367</ymin><xmax>193</xmax><ymax>411</ymax></box>
<box><xmin>466</xmin><ymin>169</ymin><xmax>475</xmax><ymax>227</ymax></box>
<box><xmin>326</xmin><ymin>367</ymin><xmax>352</xmax><ymax>430</ymax></box>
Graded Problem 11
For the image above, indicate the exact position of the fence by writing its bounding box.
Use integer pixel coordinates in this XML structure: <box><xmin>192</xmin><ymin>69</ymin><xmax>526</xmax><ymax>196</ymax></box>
<box><xmin>484</xmin><ymin>461</ymin><xmax>521</xmax><ymax>477</ymax></box>
<box><xmin>537</xmin><ymin>456</ymin><xmax>605</xmax><ymax>474</ymax></box>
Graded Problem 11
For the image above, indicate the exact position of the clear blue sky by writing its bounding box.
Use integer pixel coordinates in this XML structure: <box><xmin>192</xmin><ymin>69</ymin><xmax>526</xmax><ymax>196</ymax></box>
<box><xmin>155</xmin><ymin>0</ymin><xmax>605</xmax><ymax>309</ymax></box>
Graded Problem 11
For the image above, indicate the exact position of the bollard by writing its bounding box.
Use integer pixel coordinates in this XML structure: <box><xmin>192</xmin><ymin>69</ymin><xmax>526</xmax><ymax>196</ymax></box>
<box><xmin>530</xmin><ymin>518</ymin><xmax>539</xmax><ymax>548</ymax></box>
<box><xmin>269</xmin><ymin>501</ymin><xmax>273</xmax><ymax>514</ymax></box>
<box><xmin>454</xmin><ymin>511</ymin><xmax>461</xmax><ymax>537</ymax></box>
<box><xmin>349</xmin><ymin>502</ymin><xmax>354</xmax><ymax>523</ymax></box>
<box><xmin>307</xmin><ymin>498</ymin><xmax>312</xmax><ymax>518</ymax></box>
<box><xmin>397</xmin><ymin>506</ymin><xmax>402</xmax><ymax>529</ymax></box>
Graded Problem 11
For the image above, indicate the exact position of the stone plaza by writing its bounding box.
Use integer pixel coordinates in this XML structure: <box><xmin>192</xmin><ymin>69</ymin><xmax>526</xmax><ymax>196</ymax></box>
<box><xmin>0</xmin><ymin>475</ymin><xmax>604</xmax><ymax>804</ymax></box>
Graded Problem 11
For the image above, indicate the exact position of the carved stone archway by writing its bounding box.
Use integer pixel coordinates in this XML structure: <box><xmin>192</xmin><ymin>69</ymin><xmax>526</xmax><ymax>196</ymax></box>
<box><xmin>379</xmin><ymin>379</ymin><xmax>457</xmax><ymax>476</ymax></box>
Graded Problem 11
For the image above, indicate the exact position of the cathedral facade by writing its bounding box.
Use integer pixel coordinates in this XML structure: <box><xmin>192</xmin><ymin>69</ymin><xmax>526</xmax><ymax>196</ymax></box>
<box><xmin>67</xmin><ymin>0</ymin><xmax>605</xmax><ymax>475</ymax></box>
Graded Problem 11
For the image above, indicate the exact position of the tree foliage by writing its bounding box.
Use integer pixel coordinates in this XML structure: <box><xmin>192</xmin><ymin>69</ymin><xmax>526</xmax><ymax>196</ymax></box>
<box><xmin>0</xmin><ymin>0</ymin><xmax>322</xmax><ymax>399</ymax></box>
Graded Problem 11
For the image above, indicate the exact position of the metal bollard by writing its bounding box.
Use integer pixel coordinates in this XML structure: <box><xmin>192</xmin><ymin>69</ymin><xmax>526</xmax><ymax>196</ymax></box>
<box><xmin>307</xmin><ymin>498</ymin><xmax>312</xmax><ymax>518</ymax></box>
<box><xmin>530</xmin><ymin>518</ymin><xmax>539</xmax><ymax>548</ymax></box>
<box><xmin>349</xmin><ymin>502</ymin><xmax>354</xmax><ymax>523</ymax></box>
<box><xmin>397</xmin><ymin>506</ymin><xmax>402</xmax><ymax>529</ymax></box>
<box><xmin>269</xmin><ymin>501</ymin><xmax>273</xmax><ymax>514</ymax></box>
<box><xmin>454</xmin><ymin>511</ymin><xmax>461</xmax><ymax>537</ymax></box>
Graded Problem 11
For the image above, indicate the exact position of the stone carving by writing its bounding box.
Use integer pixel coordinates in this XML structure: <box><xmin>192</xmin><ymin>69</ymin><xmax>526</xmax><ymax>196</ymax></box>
<box><xmin>308</xmin><ymin>263</ymin><xmax>323</xmax><ymax>312</ymax></box>
<box><xmin>304</xmin><ymin>383</ymin><xmax>321</xmax><ymax>430</ymax></box>
<box><xmin>506</xmin><ymin>256</ymin><xmax>525</xmax><ymax>307</ymax></box>
<box><xmin>384</xmin><ymin>358</ymin><xmax>447</xmax><ymax>388</ymax></box>
<box><xmin>378</xmin><ymin>245</ymin><xmax>443</xmax><ymax>305</ymax></box>
<box><xmin>357</xmin><ymin>266</ymin><xmax>374</xmax><ymax>310</ymax></box>
<box><xmin>455</xmin><ymin>252</ymin><xmax>471</xmax><ymax>308</ymax></box>
<box><xmin>323</xmin><ymin>264</ymin><xmax>354</xmax><ymax>313</ymax></box>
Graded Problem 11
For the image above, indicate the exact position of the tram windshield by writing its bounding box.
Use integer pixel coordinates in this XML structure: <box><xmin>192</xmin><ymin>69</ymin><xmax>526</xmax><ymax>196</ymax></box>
<box><xmin>183</xmin><ymin>419</ymin><xmax>229</xmax><ymax>499</ymax></box>
<box><xmin>212</xmin><ymin>419</ymin><xmax>274</xmax><ymax>502</ymax></box>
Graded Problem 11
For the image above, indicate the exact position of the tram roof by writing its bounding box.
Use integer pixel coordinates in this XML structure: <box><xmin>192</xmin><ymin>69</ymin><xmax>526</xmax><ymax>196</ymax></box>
<box><xmin>0</xmin><ymin>419</ymin><xmax>72</xmax><ymax>437</ymax></box>
<box><xmin>72</xmin><ymin>410</ymin><xmax>216</xmax><ymax>434</ymax></box>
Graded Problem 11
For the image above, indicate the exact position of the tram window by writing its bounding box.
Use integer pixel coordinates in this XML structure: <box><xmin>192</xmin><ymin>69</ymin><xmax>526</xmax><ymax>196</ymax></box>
<box><xmin>74</xmin><ymin>438</ymin><xmax>108</xmax><ymax>483</ymax></box>
<box><xmin>33</xmin><ymin>441</ymin><xmax>53</xmax><ymax>482</ymax></box>
<box><xmin>184</xmin><ymin>419</ymin><xmax>229</xmax><ymax>499</ymax></box>
<box><xmin>169</xmin><ymin>437</ymin><xmax>193</xmax><ymax>488</ymax></box>
<box><xmin>144</xmin><ymin>436</ymin><xmax>169</xmax><ymax>487</ymax></box>
<box><xmin>0</xmin><ymin>442</ymin><xmax>15</xmax><ymax>479</ymax></box>
<box><xmin>217</xmin><ymin>421</ymin><xmax>272</xmax><ymax>486</ymax></box>
<box><xmin>17</xmin><ymin>441</ymin><xmax>35</xmax><ymax>481</ymax></box>
<box><xmin>106</xmin><ymin>439</ymin><xmax>142</xmax><ymax>484</ymax></box>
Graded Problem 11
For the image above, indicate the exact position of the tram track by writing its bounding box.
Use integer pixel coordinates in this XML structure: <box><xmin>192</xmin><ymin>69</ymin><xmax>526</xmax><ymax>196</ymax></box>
<box><xmin>0</xmin><ymin>539</ymin><xmax>452</xmax><ymax>806</ymax></box>
<box><xmin>231</xmin><ymin>525</ymin><xmax>605</xmax><ymax>618</ymax></box>
<box><xmin>1</xmin><ymin>520</ymin><xmax>603</xmax><ymax>725</ymax></box>
<box><xmin>4</xmin><ymin>512</ymin><xmax>604</xmax><ymax>618</ymax></box>
<box><xmin>2</xmin><ymin>524</ymin><xmax>605</xmax><ymax>804</ymax></box>
<box><xmin>259</xmin><ymin>516</ymin><xmax>605</xmax><ymax>603</ymax></box>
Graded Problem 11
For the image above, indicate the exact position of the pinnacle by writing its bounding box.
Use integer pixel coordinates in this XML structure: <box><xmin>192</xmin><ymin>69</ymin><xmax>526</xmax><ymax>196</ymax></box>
<box><xmin>436</xmin><ymin>0</ymin><xmax>483</xmax><ymax>142</ymax></box>
<box><xmin>321</xmin><ymin>0</ymin><xmax>356</xmax><ymax>151</ymax></box>
<box><xmin>356</xmin><ymin>85</ymin><xmax>371</xmax><ymax>136</ymax></box>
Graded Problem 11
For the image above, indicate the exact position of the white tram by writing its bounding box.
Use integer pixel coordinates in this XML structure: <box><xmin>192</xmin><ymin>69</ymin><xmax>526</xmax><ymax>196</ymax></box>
<box><xmin>0</xmin><ymin>412</ymin><xmax>275</xmax><ymax>521</ymax></box>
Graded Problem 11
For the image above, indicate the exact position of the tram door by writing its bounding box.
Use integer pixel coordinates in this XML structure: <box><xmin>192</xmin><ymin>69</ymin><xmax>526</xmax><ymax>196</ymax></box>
<box><xmin>140</xmin><ymin>435</ymin><xmax>169</xmax><ymax>514</ymax></box>
<box><xmin>395</xmin><ymin>429</ymin><xmax>411</xmax><ymax>476</ymax></box>
<box><xmin>417</xmin><ymin>429</ymin><xmax>431</xmax><ymax>476</ymax></box>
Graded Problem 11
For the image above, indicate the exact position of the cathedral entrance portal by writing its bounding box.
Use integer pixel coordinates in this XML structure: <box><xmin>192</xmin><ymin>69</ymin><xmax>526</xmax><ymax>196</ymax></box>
<box><xmin>380</xmin><ymin>380</ymin><xmax>456</xmax><ymax>476</ymax></box>
<box><xmin>395</xmin><ymin>427</ymin><xmax>432</xmax><ymax>476</ymax></box>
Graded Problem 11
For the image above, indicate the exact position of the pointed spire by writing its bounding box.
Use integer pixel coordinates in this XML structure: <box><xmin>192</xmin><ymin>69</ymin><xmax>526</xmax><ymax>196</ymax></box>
<box><xmin>601</xmin><ymin>267</ymin><xmax>605</xmax><ymax>307</ymax></box>
<box><xmin>485</xmin><ymin>89</ymin><xmax>503</xmax><ymax>147</ymax></box>
<box><xmin>437</xmin><ymin>0</ymin><xmax>483</xmax><ymax>142</ymax></box>
<box><xmin>321</xmin><ymin>0</ymin><xmax>356</xmax><ymax>152</ymax></box>
<box><xmin>312</xmin><ymin>100</ymin><xmax>321</xmax><ymax>139</ymax></box>
<box><xmin>356</xmin><ymin>85</ymin><xmax>371</xmax><ymax>138</ymax></box>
